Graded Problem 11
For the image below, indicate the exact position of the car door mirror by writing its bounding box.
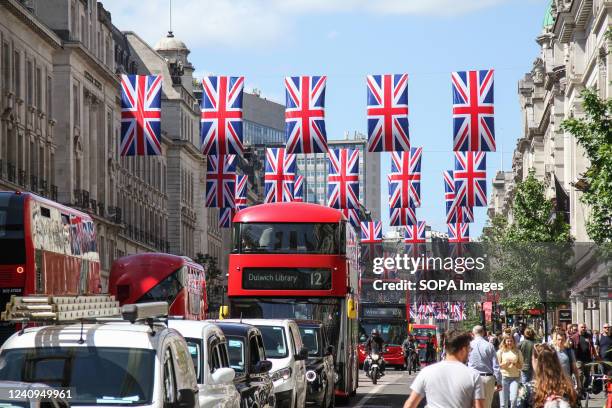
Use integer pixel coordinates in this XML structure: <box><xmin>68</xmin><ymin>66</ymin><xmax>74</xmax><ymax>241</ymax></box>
<box><xmin>326</xmin><ymin>345</ymin><xmax>335</xmax><ymax>356</ymax></box>
<box><xmin>176</xmin><ymin>389</ymin><xmax>197</xmax><ymax>408</ymax></box>
<box><xmin>296</xmin><ymin>346</ymin><xmax>309</xmax><ymax>361</ymax></box>
<box><xmin>253</xmin><ymin>359</ymin><xmax>273</xmax><ymax>374</ymax></box>
<box><xmin>211</xmin><ymin>367</ymin><xmax>236</xmax><ymax>385</ymax></box>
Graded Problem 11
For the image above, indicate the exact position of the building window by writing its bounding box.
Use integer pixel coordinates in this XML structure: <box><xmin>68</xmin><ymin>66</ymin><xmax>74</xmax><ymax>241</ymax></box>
<box><xmin>2</xmin><ymin>42</ymin><xmax>9</xmax><ymax>90</ymax></box>
<box><xmin>73</xmin><ymin>83</ymin><xmax>80</xmax><ymax>126</ymax></box>
<box><xmin>26</xmin><ymin>60</ymin><xmax>33</xmax><ymax>105</ymax></box>
<box><xmin>13</xmin><ymin>51</ymin><xmax>20</xmax><ymax>98</ymax></box>
<box><xmin>35</xmin><ymin>67</ymin><xmax>42</xmax><ymax>108</ymax></box>
<box><xmin>46</xmin><ymin>75</ymin><xmax>53</xmax><ymax>117</ymax></box>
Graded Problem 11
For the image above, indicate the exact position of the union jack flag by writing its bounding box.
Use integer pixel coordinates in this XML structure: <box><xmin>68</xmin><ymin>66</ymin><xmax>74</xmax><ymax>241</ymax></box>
<box><xmin>444</xmin><ymin>170</ymin><xmax>474</xmax><ymax>223</ymax></box>
<box><xmin>448</xmin><ymin>222</ymin><xmax>469</xmax><ymax>243</ymax></box>
<box><xmin>285</xmin><ymin>76</ymin><xmax>328</xmax><ymax>154</ymax></box>
<box><xmin>341</xmin><ymin>208</ymin><xmax>360</xmax><ymax>231</ymax></box>
<box><xmin>293</xmin><ymin>175</ymin><xmax>304</xmax><ymax>202</ymax></box>
<box><xmin>219</xmin><ymin>207</ymin><xmax>234</xmax><ymax>228</ymax></box>
<box><xmin>327</xmin><ymin>149</ymin><xmax>360</xmax><ymax>209</ymax></box>
<box><xmin>200</xmin><ymin>76</ymin><xmax>244</xmax><ymax>155</ymax></box>
<box><xmin>404</xmin><ymin>221</ymin><xmax>426</xmax><ymax>243</ymax></box>
<box><xmin>235</xmin><ymin>175</ymin><xmax>248</xmax><ymax>211</ymax></box>
<box><xmin>452</xmin><ymin>69</ymin><xmax>495</xmax><ymax>151</ymax></box>
<box><xmin>265</xmin><ymin>148</ymin><xmax>295</xmax><ymax>203</ymax></box>
<box><xmin>360</xmin><ymin>221</ymin><xmax>382</xmax><ymax>243</ymax></box>
<box><xmin>389</xmin><ymin>206</ymin><xmax>417</xmax><ymax>226</ymax></box>
<box><xmin>388</xmin><ymin>147</ymin><xmax>422</xmax><ymax>208</ymax></box>
<box><xmin>454</xmin><ymin>152</ymin><xmax>487</xmax><ymax>207</ymax></box>
<box><xmin>120</xmin><ymin>74</ymin><xmax>162</xmax><ymax>156</ymax></box>
<box><xmin>404</xmin><ymin>221</ymin><xmax>426</xmax><ymax>260</ymax></box>
<box><xmin>366</xmin><ymin>74</ymin><xmax>410</xmax><ymax>152</ymax></box>
<box><xmin>206</xmin><ymin>155</ymin><xmax>236</xmax><ymax>208</ymax></box>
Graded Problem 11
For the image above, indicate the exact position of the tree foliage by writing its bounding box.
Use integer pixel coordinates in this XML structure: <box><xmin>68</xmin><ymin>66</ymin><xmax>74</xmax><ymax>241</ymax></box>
<box><xmin>484</xmin><ymin>172</ymin><xmax>574</xmax><ymax>308</ymax></box>
<box><xmin>561</xmin><ymin>88</ymin><xmax>612</xmax><ymax>245</ymax></box>
<box><xmin>194</xmin><ymin>252</ymin><xmax>221</xmax><ymax>286</ymax></box>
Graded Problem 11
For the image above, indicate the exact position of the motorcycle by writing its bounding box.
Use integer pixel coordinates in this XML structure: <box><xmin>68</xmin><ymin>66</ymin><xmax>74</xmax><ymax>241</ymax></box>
<box><xmin>366</xmin><ymin>352</ymin><xmax>385</xmax><ymax>385</ymax></box>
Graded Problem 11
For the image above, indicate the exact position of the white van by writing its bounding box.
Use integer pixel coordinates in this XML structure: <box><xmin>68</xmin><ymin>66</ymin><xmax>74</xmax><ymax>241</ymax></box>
<box><xmin>226</xmin><ymin>319</ymin><xmax>308</xmax><ymax>408</ymax></box>
<box><xmin>0</xmin><ymin>301</ymin><xmax>199</xmax><ymax>408</ymax></box>
<box><xmin>167</xmin><ymin>320</ymin><xmax>240</xmax><ymax>408</ymax></box>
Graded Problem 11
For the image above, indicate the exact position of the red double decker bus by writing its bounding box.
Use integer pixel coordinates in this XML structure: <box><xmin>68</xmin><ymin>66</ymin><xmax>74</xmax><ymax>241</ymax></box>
<box><xmin>0</xmin><ymin>191</ymin><xmax>101</xmax><ymax>341</ymax></box>
<box><xmin>225</xmin><ymin>202</ymin><xmax>359</xmax><ymax>399</ymax></box>
<box><xmin>109</xmin><ymin>253</ymin><xmax>207</xmax><ymax>320</ymax></box>
<box><xmin>358</xmin><ymin>303</ymin><xmax>408</xmax><ymax>369</ymax></box>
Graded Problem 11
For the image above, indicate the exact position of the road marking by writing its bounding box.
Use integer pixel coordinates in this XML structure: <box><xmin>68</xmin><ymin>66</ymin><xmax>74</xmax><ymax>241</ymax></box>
<box><xmin>354</xmin><ymin>382</ymin><xmax>386</xmax><ymax>408</ymax></box>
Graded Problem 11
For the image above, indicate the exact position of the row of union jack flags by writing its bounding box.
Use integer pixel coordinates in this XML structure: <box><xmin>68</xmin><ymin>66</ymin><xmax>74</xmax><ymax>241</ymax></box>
<box><xmin>409</xmin><ymin>302</ymin><xmax>466</xmax><ymax>321</ymax></box>
<box><xmin>119</xmin><ymin>70</ymin><xmax>495</xmax><ymax>157</ymax></box>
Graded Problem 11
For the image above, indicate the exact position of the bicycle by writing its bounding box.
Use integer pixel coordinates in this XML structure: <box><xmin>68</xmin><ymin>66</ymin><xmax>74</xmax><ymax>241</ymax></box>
<box><xmin>584</xmin><ymin>373</ymin><xmax>612</xmax><ymax>408</ymax></box>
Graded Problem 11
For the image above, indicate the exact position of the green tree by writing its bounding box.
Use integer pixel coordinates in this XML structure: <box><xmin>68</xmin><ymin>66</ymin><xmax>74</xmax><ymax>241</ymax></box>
<box><xmin>194</xmin><ymin>252</ymin><xmax>221</xmax><ymax>287</ymax></box>
<box><xmin>485</xmin><ymin>172</ymin><xmax>574</xmax><ymax>310</ymax></box>
<box><xmin>561</xmin><ymin>88</ymin><xmax>612</xmax><ymax>245</ymax></box>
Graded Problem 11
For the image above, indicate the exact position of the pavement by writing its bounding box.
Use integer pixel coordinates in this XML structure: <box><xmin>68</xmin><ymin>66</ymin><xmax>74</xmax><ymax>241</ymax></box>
<box><xmin>345</xmin><ymin>368</ymin><xmax>609</xmax><ymax>408</ymax></box>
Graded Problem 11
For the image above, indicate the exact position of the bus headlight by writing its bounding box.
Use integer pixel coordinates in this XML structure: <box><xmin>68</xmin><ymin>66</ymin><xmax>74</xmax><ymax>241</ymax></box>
<box><xmin>306</xmin><ymin>370</ymin><xmax>317</xmax><ymax>382</ymax></box>
<box><xmin>270</xmin><ymin>367</ymin><xmax>292</xmax><ymax>382</ymax></box>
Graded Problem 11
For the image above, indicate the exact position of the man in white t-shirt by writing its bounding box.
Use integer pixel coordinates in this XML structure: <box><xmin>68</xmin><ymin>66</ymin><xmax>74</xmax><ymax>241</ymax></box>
<box><xmin>403</xmin><ymin>330</ymin><xmax>484</xmax><ymax>408</ymax></box>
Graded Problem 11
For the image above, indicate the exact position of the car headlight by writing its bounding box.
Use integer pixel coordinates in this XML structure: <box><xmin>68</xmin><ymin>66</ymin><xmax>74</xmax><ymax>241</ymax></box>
<box><xmin>270</xmin><ymin>367</ymin><xmax>292</xmax><ymax>382</ymax></box>
<box><xmin>371</xmin><ymin>353</ymin><xmax>379</xmax><ymax>360</ymax></box>
<box><xmin>306</xmin><ymin>370</ymin><xmax>317</xmax><ymax>382</ymax></box>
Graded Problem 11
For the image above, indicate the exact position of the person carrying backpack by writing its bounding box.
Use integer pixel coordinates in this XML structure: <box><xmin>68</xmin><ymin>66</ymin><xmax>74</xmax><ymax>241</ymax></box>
<box><xmin>515</xmin><ymin>343</ymin><xmax>577</xmax><ymax>408</ymax></box>
<box><xmin>518</xmin><ymin>328</ymin><xmax>536</xmax><ymax>383</ymax></box>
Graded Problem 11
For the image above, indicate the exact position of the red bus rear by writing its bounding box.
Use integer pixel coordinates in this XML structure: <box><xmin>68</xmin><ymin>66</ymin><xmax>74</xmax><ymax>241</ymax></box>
<box><xmin>226</xmin><ymin>202</ymin><xmax>359</xmax><ymax>399</ymax></box>
<box><xmin>109</xmin><ymin>253</ymin><xmax>207</xmax><ymax>320</ymax></box>
<box><xmin>0</xmin><ymin>191</ymin><xmax>101</xmax><ymax>341</ymax></box>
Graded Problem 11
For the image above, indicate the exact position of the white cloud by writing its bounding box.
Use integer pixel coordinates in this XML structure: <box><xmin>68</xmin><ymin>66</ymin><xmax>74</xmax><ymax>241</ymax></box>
<box><xmin>102</xmin><ymin>0</ymin><xmax>522</xmax><ymax>50</ymax></box>
<box><xmin>327</xmin><ymin>30</ymin><xmax>339</xmax><ymax>39</ymax></box>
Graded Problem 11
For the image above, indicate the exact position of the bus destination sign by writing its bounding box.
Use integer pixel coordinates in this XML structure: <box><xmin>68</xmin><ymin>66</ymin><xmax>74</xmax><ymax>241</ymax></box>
<box><xmin>362</xmin><ymin>307</ymin><xmax>404</xmax><ymax>319</ymax></box>
<box><xmin>243</xmin><ymin>268</ymin><xmax>332</xmax><ymax>290</ymax></box>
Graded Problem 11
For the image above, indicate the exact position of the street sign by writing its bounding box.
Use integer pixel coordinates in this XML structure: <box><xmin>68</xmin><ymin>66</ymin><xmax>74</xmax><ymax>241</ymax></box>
<box><xmin>585</xmin><ymin>298</ymin><xmax>599</xmax><ymax>310</ymax></box>
<box><xmin>558</xmin><ymin>309</ymin><xmax>572</xmax><ymax>322</ymax></box>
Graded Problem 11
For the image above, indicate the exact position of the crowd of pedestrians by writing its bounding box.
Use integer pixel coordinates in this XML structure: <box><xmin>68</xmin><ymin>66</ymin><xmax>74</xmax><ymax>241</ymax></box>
<box><xmin>403</xmin><ymin>321</ymin><xmax>612</xmax><ymax>408</ymax></box>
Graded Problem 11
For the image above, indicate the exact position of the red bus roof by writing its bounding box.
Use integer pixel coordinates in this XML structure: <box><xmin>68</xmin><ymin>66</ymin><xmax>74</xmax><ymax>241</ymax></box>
<box><xmin>234</xmin><ymin>202</ymin><xmax>345</xmax><ymax>223</ymax></box>
<box><xmin>0</xmin><ymin>191</ymin><xmax>94</xmax><ymax>220</ymax></box>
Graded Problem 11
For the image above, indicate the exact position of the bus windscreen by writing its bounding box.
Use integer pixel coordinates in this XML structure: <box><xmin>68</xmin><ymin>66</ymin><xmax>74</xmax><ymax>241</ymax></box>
<box><xmin>0</xmin><ymin>193</ymin><xmax>25</xmax><ymax>265</ymax></box>
<box><xmin>234</xmin><ymin>223</ymin><xmax>342</xmax><ymax>254</ymax></box>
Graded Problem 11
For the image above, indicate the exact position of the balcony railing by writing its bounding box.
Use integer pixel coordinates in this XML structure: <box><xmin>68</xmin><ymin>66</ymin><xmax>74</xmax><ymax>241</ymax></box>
<box><xmin>90</xmin><ymin>199</ymin><xmax>97</xmax><ymax>214</ymax></box>
<box><xmin>17</xmin><ymin>170</ymin><xmax>26</xmax><ymax>187</ymax></box>
<box><xmin>73</xmin><ymin>189</ymin><xmax>83</xmax><ymax>207</ymax></box>
<box><xmin>40</xmin><ymin>179</ymin><xmax>48</xmax><ymax>196</ymax></box>
<box><xmin>30</xmin><ymin>175</ymin><xmax>38</xmax><ymax>192</ymax></box>
<box><xmin>50</xmin><ymin>185</ymin><xmax>58</xmax><ymax>201</ymax></box>
<box><xmin>97</xmin><ymin>201</ymin><xmax>105</xmax><ymax>217</ymax></box>
<box><xmin>7</xmin><ymin>163</ymin><xmax>15</xmax><ymax>183</ymax></box>
<box><xmin>82</xmin><ymin>190</ymin><xmax>90</xmax><ymax>209</ymax></box>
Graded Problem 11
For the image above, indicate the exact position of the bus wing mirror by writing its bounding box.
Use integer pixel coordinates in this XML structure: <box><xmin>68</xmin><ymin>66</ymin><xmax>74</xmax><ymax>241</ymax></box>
<box><xmin>219</xmin><ymin>305</ymin><xmax>229</xmax><ymax>320</ymax></box>
<box><xmin>347</xmin><ymin>298</ymin><xmax>357</xmax><ymax>320</ymax></box>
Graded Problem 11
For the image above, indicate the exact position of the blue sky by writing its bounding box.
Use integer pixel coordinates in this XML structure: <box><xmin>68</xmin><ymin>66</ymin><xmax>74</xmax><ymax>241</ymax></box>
<box><xmin>105</xmin><ymin>0</ymin><xmax>549</xmax><ymax>238</ymax></box>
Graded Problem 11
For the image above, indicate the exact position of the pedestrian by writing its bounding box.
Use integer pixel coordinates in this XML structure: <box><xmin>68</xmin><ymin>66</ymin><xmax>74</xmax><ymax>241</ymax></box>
<box><xmin>515</xmin><ymin>343</ymin><xmax>577</xmax><ymax>408</ymax></box>
<box><xmin>468</xmin><ymin>325</ymin><xmax>502</xmax><ymax>408</ymax></box>
<box><xmin>592</xmin><ymin>329</ymin><xmax>600</xmax><ymax>358</ymax></box>
<box><xmin>497</xmin><ymin>334</ymin><xmax>523</xmax><ymax>408</ymax></box>
<box><xmin>569</xmin><ymin>323</ymin><xmax>595</xmax><ymax>399</ymax></box>
<box><xmin>425</xmin><ymin>333</ymin><xmax>436</xmax><ymax>364</ymax></box>
<box><xmin>567</xmin><ymin>324</ymin><xmax>577</xmax><ymax>340</ymax></box>
<box><xmin>513</xmin><ymin>327</ymin><xmax>521</xmax><ymax>345</ymax></box>
<box><xmin>552</xmin><ymin>330</ymin><xmax>580</xmax><ymax>389</ymax></box>
<box><xmin>403</xmin><ymin>330</ymin><xmax>485</xmax><ymax>408</ymax></box>
<box><xmin>518</xmin><ymin>328</ymin><xmax>536</xmax><ymax>383</ymax></box>
<box><xmin>599</xmin><ymin>323</ymin><xmax>612</xmax><ymax>374</ymax></box>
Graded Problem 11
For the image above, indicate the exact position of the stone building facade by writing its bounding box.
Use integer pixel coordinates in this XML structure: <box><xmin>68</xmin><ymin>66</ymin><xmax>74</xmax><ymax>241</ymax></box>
<box><xmin>488</xmin><ymin>0</ymin><xmax>611</xmax><ymax>328</ymax></box>
<box><xmin>0</xmin><ymin>1</ymin><xmax>224</xmax><ymax>288</ymax></box>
